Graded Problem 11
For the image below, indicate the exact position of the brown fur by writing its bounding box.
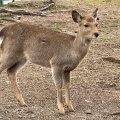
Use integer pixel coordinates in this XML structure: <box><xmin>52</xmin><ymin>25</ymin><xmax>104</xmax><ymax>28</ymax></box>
<box><xmin>0</xmin><ymin>8</ymin><xmax>99</xmax><ymax>114</ymax></box>
<box><xmin>87</xmin><ymin>17</ymin><xmax>94</xmax><ymax>22</ymax></box>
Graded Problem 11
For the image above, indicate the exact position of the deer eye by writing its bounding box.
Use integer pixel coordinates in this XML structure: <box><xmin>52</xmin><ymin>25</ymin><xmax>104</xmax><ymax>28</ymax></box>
<box><xmin>84</xmin><ymin>24</ymin><xmax>89</xmax><ymax>28</ymax></box>
<box><xmin>97</xmin><ymin>18</ymin><xmax>99</xmax><ymax>20</ymax></box>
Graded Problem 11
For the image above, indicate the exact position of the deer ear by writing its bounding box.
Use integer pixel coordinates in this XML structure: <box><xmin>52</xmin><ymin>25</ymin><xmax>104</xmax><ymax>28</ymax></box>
<box><xmin>72</xmin><ymin>10</ymin><xmax>83</xmax><ymax>23</ymax></box>
<box><xmin>92</xmin><ymin>8</ymin><xmax>98</xmax><ymax>18</ymax></box>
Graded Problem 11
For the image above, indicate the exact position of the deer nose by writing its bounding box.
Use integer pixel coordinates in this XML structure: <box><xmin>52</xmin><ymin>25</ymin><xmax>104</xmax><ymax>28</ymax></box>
<box><xmin>94</xmin><ymin>32</ymin><xmax>99</xmax><ymax>38</ymax></box>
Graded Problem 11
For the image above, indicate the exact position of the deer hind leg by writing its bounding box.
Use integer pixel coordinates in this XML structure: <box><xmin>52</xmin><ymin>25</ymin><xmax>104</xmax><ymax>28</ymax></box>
<box><xmin>51</xmin><ymin>66</ymin><xmax>65</xmax><ymax>114</ymax></box>
<box><xmin>7</xmin><ymin>57</ymin><xmax>27</xmax><ymax>106</ymax></box>
<box><xmin>63</xmin><ymin>71</ymin><xmax>74</xmax><ymax>112</ymax></box>
<box><xmin>0</xmin><ymin>55</ymin><xmax>17</xmax><ymax>74</ymax></box>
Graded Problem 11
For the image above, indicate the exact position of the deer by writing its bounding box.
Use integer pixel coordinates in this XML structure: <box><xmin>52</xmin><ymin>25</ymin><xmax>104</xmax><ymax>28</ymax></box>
<box><xmin>0</xmin><ymin>8</ymin><xmax>99</xmax><ymax>114</ymax></box>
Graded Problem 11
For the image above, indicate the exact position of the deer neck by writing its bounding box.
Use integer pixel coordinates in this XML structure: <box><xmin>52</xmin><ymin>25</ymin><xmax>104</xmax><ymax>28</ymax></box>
<box><xmin>73</xmin><ymin>29</ymin><xmax>91</xmax><ymax>55</ymax></box>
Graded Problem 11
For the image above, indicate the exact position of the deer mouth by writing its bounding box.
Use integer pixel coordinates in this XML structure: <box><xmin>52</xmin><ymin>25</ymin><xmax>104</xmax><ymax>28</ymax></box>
<box><xmin>85</xmin><ymin>34</ymin><xmax>99</xmax><ymax>40</ymax></box>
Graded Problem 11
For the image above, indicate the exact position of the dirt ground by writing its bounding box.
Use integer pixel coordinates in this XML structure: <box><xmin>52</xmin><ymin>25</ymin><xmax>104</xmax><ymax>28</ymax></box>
<box><xmin>0</xmin><ymin>0</ymin><xmax>120</xmax><ymax>120</ymax></box>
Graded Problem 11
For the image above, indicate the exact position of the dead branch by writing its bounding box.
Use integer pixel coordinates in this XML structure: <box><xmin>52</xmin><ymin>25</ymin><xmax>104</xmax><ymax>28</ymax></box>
<box><xmin>0</xmin><ymin>18</ymin><xmax>16</xmax><ymax>22</ymax></box>
<box><xmin>38</xmin><ymin>3</ymin><xmax>55</xmax><ymax>11</ymax></box>
<box><xmin>0</xmin><ymin>9</ymin><xmax>46</xmax><ymax>16</ymax></box>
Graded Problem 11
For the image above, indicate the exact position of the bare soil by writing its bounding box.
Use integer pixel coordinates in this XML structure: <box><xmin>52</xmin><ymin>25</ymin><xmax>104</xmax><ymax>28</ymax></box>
<box><xmin>0</xmin><ymin>0</ymin><xmax>120</xmax><ymax>120</ymax></box>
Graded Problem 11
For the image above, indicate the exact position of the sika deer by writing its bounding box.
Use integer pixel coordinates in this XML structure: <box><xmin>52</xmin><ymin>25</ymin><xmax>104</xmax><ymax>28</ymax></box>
<box><xmin>0</xmin><ymin>8</ymin><xmax>99</xmax><ymax>114</ymax></box>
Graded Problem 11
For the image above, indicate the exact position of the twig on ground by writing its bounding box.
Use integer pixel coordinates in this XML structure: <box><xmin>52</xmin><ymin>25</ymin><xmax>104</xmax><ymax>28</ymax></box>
<box><xmin>38</xmin><ymin>3</ymin><xmax>55</xmax><ymax>11</ymax></box>
<box><xmin>0</xmin><ymin>9</ymin><xmax>46</xmax><ymax>16</ymax></box>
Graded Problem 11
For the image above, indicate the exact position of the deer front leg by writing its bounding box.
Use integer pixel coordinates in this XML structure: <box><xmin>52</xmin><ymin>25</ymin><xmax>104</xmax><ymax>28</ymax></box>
<box><xmin>57</xmin><ymin>83</ymin><xmax>65</xmax><ymax>114</ymax></box>
<box><xmin>63</xmin><ymin>71</ymin><xmax>74</xmax><ymax>112</ymax></box>
<box><xmin>51</xmin><ymin>66</ymin><xmax>65</xmax><ymax>114</ymax></box>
